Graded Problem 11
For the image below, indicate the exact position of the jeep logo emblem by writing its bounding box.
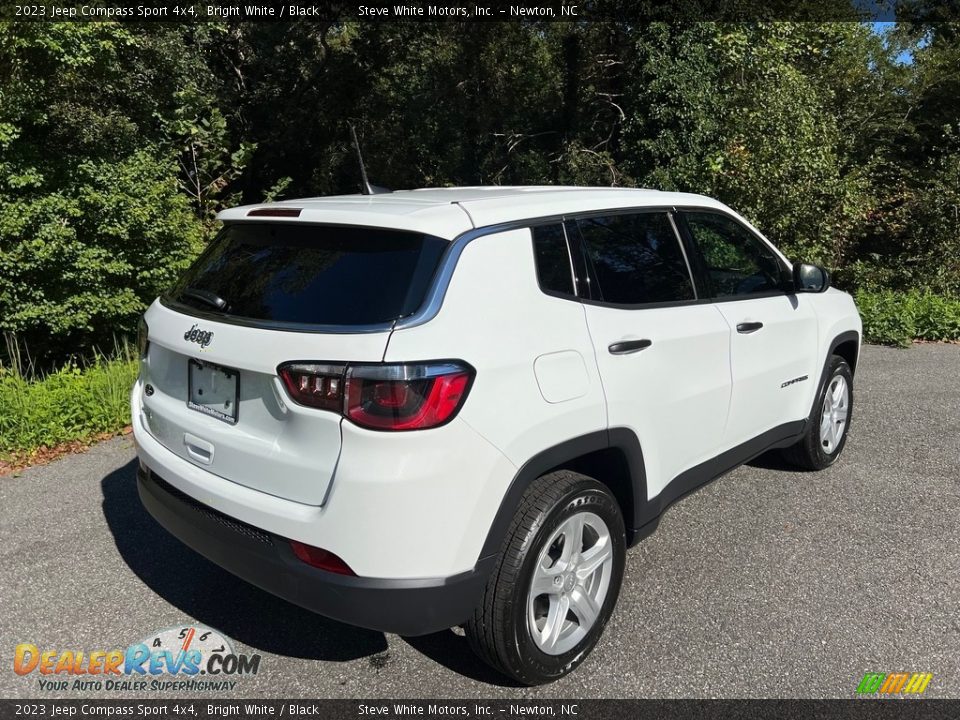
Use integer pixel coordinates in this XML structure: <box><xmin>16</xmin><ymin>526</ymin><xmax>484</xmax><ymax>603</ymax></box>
<box><xmin>184</xmin><ymin>324</ymin><xmax>214</xmax><ymax>349</ymax></box>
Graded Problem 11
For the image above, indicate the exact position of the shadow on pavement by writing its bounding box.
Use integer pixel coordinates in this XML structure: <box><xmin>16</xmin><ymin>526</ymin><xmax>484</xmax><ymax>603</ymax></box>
<box><xmin>403</xmin><ymin>631</ymin><xmax>523</xmax><ymax>688</ymax></box>
<box><xmin>101</xmin><ymin>457</ymin><xmax>522</xmax><ymax>685</ymax></box>
<box><xmin>746</xmin><ymin>449</ymin><xmax>801</xmax><ymax>472</ymax></box>
<box><xmin>100</xmin><ymin>458</ymin><xmax>387</xmax><ymax>662</ymax></box>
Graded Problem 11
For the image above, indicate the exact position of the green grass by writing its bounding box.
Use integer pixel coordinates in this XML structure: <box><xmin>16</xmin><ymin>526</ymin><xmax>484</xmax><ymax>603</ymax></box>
<box><xmin>0</xmin><ymin>343</ymin><xmax>138</xmax><ymax>459</ymax></box>
<box><xmin>855</xmin><ymin>290</ymin><xmax>960</xmax><ymax>347</ymax></box>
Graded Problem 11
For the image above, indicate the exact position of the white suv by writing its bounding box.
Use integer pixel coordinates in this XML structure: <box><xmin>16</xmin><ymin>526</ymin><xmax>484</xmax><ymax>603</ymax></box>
<box><xmin>132</xmin><ymin>186</ymin><xmax>861</xmax><ymax>684</ymax></box>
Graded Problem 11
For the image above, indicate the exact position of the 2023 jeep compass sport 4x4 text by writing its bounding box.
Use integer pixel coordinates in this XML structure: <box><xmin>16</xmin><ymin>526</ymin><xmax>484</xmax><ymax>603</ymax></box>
<box><xmin>132</xmin><ymin>186</ymin><xmax>861</xmax><ymax>684</ymax></box>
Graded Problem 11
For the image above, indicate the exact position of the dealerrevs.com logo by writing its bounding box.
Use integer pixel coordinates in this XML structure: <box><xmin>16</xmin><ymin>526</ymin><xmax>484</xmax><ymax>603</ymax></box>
<box><xmin>13</xmin><ymin>626</ymin><xmax>261</xmax><ymax>692</ymax></box>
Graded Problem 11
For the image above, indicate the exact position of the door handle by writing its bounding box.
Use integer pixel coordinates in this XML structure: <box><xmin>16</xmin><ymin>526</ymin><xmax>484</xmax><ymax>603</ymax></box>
<box><xmin>736</xmin><ymin>321</ymin><xmax>764</xmax><ymax>334</ymax></box>
<box><xmin>608</xmin><ymin>339</ymin><xmax>652</xmax><ymax>355</ymax></box>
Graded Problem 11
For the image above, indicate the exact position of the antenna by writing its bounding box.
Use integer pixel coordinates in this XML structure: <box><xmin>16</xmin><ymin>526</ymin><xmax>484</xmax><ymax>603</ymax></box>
<box><xmin>349</xmin><ymin>123</ymin><xmax>391</xmax><ymax>195</ymax></box>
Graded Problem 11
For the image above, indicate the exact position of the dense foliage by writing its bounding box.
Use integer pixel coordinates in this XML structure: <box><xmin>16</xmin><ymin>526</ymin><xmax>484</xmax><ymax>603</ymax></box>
<box><xmin>1</xmin><ymin>20</ymin><xmax>958</xmax><ymax>369</ymax></box>
<box><xmin>0</xmin><ymin>349</ymin><xmax>138</xmax><ymax>457</ymax></box>
<box><xmin>0</xmin><ymin>24</ymin><xmax>205</xmax><ymax>362</ymax></box>
<box><xmin>856</xmin><ymin>289</ymin><xmax>960</xmax><ymax>347</ymax></box>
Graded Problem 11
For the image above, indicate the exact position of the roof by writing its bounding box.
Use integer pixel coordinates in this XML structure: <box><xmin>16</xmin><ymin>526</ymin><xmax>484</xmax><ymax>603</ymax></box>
<box><xmin>217</xmin><ymin>186</ymin><xmax>727</xmax><ymax>240</ymax></box>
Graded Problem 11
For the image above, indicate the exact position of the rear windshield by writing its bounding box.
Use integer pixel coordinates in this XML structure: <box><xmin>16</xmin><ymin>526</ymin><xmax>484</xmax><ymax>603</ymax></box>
<box><xmin>167</xmin><ymin>224</ymin><xmax>448</xmax><ymax>326</ymax></box>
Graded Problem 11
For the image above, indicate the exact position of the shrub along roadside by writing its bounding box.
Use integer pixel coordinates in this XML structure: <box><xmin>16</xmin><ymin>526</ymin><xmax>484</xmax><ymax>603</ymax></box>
<box><xmin>0</xmin><ymin>351</ymin><xmax>138</xmax><ymax>461</ymax></box>
<box><xmin>855</xmin><ymin>290</ymin><xmax>960</xmax><ymax>347</ymax></box>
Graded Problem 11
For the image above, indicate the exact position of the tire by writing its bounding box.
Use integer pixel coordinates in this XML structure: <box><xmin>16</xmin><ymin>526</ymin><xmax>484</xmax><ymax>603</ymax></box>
<box><xmin>782</xmin><ymin>354</ymin><xmax>854</xmax><ymax>470</ymax></box>
<box><xmin>465</xmin><ymin>470</ymin><xmax>626</xmax><ymax>685</ymax></box>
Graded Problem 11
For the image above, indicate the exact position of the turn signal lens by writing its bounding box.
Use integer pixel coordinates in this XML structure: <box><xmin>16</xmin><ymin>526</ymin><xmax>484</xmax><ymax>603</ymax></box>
<box><xmin>137</xmin><ymin>317</ymin><xmax>150</xmax><ymax>360</ymax></box>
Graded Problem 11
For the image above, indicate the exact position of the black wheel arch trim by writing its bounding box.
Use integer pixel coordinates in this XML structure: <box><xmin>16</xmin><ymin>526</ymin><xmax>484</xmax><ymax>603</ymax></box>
<box><xmin>477</xmin><ymin>430</ymin><xmax>643</xmax><ymax>560</ymax></box>
<box><xmin>478</xmin><ymin>419</ymin><xmax>810</xmax><ymax>563</ymax></box>
<box><xmin>803</xmin><ymin>328</ymin><xmax>859</xmax><ymax>429</ymax></box>
<box><xmin>822</xmin><ymin>330</ymin><xmax>860</xmax><ymax>378</ymax></box>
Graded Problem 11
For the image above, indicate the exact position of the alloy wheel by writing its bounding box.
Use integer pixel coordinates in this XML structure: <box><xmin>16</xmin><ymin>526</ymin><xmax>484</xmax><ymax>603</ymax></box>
<box><xmin>819</xmin><ymin>375</ymin><xmax>850</xmax><ymax>454</ymax></box>
<box><xmin>526</xmin><ymin>511</ymin><xmax>614</xmax><ymax>656</ymax></box>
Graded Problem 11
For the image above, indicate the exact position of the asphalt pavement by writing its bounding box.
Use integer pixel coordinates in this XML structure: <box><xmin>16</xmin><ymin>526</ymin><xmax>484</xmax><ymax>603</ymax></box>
<box><xmin>2</xmin><ymin>343</ymin><xmax>958</xmax><ymax>699</ymax></box>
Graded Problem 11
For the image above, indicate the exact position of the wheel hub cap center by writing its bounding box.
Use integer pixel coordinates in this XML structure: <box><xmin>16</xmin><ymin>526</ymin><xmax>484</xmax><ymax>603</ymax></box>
<box><xmin>563</xmin><ymin>573</ymin><xmax>577</xmax><ymax>592</ymax></box>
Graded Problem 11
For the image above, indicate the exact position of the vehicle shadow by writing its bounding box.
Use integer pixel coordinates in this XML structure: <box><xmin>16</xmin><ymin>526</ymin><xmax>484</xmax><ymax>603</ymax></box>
<box><xmin>403</xmin><ymin>631</ymin><xmax>523</xmax><ymax>688</ymax></box>
<box><xmin>101</xmin><ymin>458</ymin><xmax>525</xmax><ymax>684</ymax></box>
<box><xmin>747</xmin><ymin>449</ymin><xmax>803</xmax><ymax>472</ymax></box>
<box><xmin>100</xmin><ymin>458</ymin><xmax>388</xmax><ymax>662</ymax></box>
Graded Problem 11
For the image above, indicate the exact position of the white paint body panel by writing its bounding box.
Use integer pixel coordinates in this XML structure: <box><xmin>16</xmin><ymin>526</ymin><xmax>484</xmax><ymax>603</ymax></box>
<box><xmin>139</xmin><ymin>300</ymin><xmax>389</xmax><ymax>506</ymax></box>
<box><xmin>133</xmin><ymin>186</ymin><xmax>863</xmax><ymax>582</ymax></box>
<box><xmin>713</xmin><ymin>294</ymin><xmax>820</xmax><ymax>448</ymax></box>
<box><xmin>133</xmin><ymin>389</ymin><xmax>515</xmax><ymax>578</ymax></box>
<box><xmin>807</xmin><ymin>288</ymin><xmax>863</xmax><ymax>392</ymax></box>
<box><xmin>581</xmin><ymin>303</ymin><xmax>732</xmax><ymax>498</ymax></box>
<box><xmin>384</xmin><ymin>228</ymin><xmax>607</xmax><ymax>473</ymax></box>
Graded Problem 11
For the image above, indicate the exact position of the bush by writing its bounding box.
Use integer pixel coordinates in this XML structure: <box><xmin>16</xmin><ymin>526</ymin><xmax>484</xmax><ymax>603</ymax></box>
<box><xmin>0</xmin><ymin>24</ymin><xmax>207</xmax><ymax>366</ymax></box>
<box><xmin>855</xmin><ymin>289</ymin><xmax>960</xmax><ymax>347</ymax></box>
<box><xmin>913</xmin><ymin>292</ymin><xmax>960</xmax><ymax>342</ymax></box>
<box><xmin>0</xmin><ymin>349</ymin><xmax>138</xmax><ymax>458</ymax></box>
<box><xmin>0</xmin><ymin>150</ymin><xmax>204</xmax><ymax>365</ymax></box>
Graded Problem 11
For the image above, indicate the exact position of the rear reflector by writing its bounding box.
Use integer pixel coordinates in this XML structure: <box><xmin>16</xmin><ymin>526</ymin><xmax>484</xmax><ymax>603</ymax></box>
<box><xmin>290</xmin><ymin>541</ymin><xmax>355</xmax><ymax>575</ymax></box>
<box><xmin>246</xmin><ymin>207</ymin><xmax>302</xmax><ymax>217</ymax></box>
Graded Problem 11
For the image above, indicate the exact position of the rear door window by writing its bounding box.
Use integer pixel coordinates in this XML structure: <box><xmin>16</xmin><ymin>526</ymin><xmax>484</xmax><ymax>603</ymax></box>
<box><xmin>531</xmin><ymin>224</ymin><xmax>576</xmax><ymax>297</ymax></box>
<box><xmin>574</xmin><ymin>212</ymin><xmax>695</xmax><ymax>306</ymax></box>
<box><xmin>168</xmin><ymin>224</ymin><xmax>447</xmax><ymax>326</ymax></box>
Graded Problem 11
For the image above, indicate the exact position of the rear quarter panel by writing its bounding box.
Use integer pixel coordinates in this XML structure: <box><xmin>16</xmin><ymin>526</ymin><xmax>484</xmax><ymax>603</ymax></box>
<box><xmin>384</xmin><ymin>227</ymin><xmax>607</xmax><ymax>547</ymax></box>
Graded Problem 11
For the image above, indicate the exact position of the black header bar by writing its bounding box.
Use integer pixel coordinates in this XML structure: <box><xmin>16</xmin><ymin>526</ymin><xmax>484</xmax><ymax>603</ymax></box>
<box><xmin>0</xmin><ymin>699</ymin><xmax>957</xmax><ymax>720</ymax></box>
<box><xmin>3</xmin><ymin>0</ymin><xmax>957</xmax><ymax>23</ymax></box>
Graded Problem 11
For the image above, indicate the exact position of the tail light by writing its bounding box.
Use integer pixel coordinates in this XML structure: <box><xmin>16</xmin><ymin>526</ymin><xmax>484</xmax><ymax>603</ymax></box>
<box><xmin>137</xmin><ymin>318</ymin><xmax>149</xmax><ymax>360</ymax></box>
<box><xmin>345</xmin><ymin>363</ymin><xmax>473</xmax><ymax>430</ymax></box>
<box><xmin>277</xmin><ymin>361</ymin><xmax>474</xmax><ymax>431</ymax></box>
<box><xmin>277</xmin><ymin>363</ymin><xmax>345</xmax><ymax>413</ymax></box>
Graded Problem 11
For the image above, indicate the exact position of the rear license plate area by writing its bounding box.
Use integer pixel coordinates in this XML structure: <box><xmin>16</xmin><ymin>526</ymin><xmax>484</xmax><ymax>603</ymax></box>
<box><xmin>187</xmin><ymin>359</ymin><xmax>239</xmax><ymax>424</ymax></box>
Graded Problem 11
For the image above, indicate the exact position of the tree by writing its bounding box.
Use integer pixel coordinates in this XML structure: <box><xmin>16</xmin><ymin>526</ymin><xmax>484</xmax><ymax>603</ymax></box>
<box><xmin>0</xmin><ymin>23</ymin><xmax>204</xmax><ymax>365</ymax></box>
<box><xmin>621</xmin><ymin>23</ymin><xmax>883</xmax><ymax>271</ymax></box>
<box><xmin>848</xmin><ymin>20</ymin><xmax>960</xmax><ymax>294</ymax></box>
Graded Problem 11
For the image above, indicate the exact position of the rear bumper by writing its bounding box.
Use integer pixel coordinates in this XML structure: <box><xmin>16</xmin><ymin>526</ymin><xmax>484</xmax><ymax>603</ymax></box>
<box><xmin>137</xmin><ymin>463</ymin><xmax>492</xmax><ymax>636</ymax></box>
<box><xmin>131</xmin><ymin>379</ymin><xmax>516</xmax><ymax>579</ymax></box>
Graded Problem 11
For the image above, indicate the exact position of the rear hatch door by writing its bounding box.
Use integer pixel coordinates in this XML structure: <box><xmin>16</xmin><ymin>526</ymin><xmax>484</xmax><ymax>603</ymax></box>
<box><xmin>138</xmin><ymin>222</ymin><xmax>447</xmax><ymax>506</ymax></box>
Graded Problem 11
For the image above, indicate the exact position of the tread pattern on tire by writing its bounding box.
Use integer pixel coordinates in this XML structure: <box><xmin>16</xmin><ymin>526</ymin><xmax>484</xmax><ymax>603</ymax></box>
<box><xmin>465</xmin><ymin>469</ymin><xmax>604</xmax><ymax>681</ymax></box>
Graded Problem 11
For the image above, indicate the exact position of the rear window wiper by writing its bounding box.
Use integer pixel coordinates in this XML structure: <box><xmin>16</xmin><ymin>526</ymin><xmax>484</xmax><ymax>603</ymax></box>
<box><xmin>181</xmin><ymin>287</ymin><xmax>228</xmax><ymax>311</ymax></box>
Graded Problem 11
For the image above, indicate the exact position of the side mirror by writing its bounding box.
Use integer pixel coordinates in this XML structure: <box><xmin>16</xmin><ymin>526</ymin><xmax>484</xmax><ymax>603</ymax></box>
<box><xmin>793</xmin><ymin>263</ymin><xmax>830</xmax><ymax>293</ymax></box>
